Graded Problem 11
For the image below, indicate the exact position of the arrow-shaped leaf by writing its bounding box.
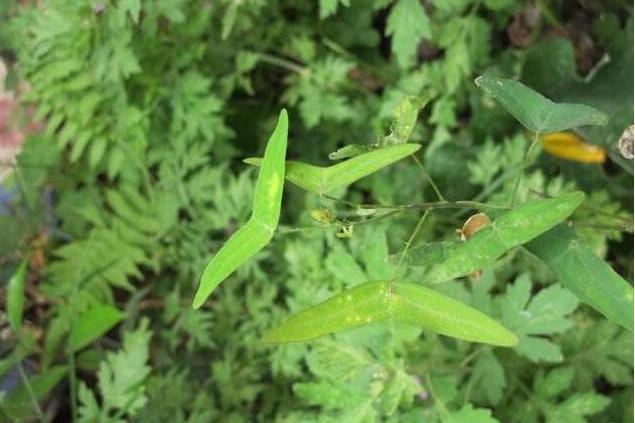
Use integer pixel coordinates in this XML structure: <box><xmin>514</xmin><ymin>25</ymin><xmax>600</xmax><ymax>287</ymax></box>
<box><xmin>193</xmin><ymin>110</ymin><xmax>289</xmax><ymax>308</ymax></box>
<box><xmin>526</xmin><ymin>225</ymin><xmax>634</xmax><ymax>331</ymax></box>
<box><xmin>264</xmin><ymin>281</ymin><xmax>518</xmax><ymax>347</ymax></box>
<box><xmin>244</xmin><ymin>143</ymin><xmax>420</xmax><ymax>195</ymax></box>
<box><xmin>475</xmin><ymin>75</ymin><xmax>608</xmax><ymax>133</ymax></box>
<box><xmin>410</xmin><ymin>192</ymin><xmax>585</xmax><ymax>283</ymax></box>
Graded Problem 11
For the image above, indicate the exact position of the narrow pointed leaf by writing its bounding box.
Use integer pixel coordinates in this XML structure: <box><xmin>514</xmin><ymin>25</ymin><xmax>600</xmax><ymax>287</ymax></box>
<box><xmin>7</xmin><ymin>259</ymin><xmax>28</xmax><ymax>333</ymax></box>
<box><xmin>263</xmin><ymin>281</ymin><xmax>392</xmax><ymax>343</ymax></box>
<box><xmin>393</xmin><ymin>283</ymin><xmax>518</xmax><ymax>346</ymax></box>
<box><xmin>245</xmin><ymin>143</ymin><xmax>420</xmax><ymax>195</ymax></box>
<box><xmin>264</xmin><ymin>281</ymin><xmax>517</xmax><ymax>346</ymax></box>
<box><xmin>251</xmin><ymin>109</ymin><xmax>289</xmax><ymax>225</ymax></box>
<box><xmin>67</xmin><ymin>304</ymin><xmax>125</xmax><ymax>352</ymax></box>
<box><xmin>421</xmin><ymin>192</ymin><xmax>585</xmax><ymax>283</ymax></box>
<box><xmin>526</xmin><ymin>225</ymin><xmax>634</xmax><ymax>331</ymax></box>
<box><xmin>475</xmin><ymin>75</ymin><xmax>608</xmax><ymax>133</ymax></box>
<box><xmin>193</xmin><ymin>110</ymin><xmax>288</xmax><ymax>308</ymax></box>
<box><xmin>193</xmin><ymin>219</ymin><xmax>271</xmax><ymax>308</ymax></box>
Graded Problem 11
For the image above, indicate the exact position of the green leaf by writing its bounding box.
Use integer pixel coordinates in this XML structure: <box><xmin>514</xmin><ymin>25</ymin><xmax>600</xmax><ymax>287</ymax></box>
<box><xmin>264</xmin><ymin>281</ymin><xmax>517</xmax><ymax>347</ymax></box>
<box><xmin>193</xmin><ymin>110</ymin><xmax>288</xmax><ymax>308</ymax></box>
<box><xmin>545</xmin><ymin>392</ymin><xmax>611</xmax><ymax>423</ymax></box>
<box><xmin>67</xmin><ymin>304</ymin><xmax>126</xmax><ymax>352</ymax></box>
<box><xmin>382</xmin><ymin>94</ymin><xmax>432</xmax><ymax>146</ymax></box>
<box><xmin>319</xmin><ymin>0</ymin><xmax>350</xmax><ymax>18</ymax></box>
<box><xmin>244</xmin><ymin>143</ymin><xmax>420</xmax><ymax>195</ymax></box>
<box><xmin>78</xmin><ymin>319</ymin><xmax>152</xmax><ymax>419</ymax></box>
<box><xmin>526</xmin><ymin>225</ymin><xmax>634</xmax><ymax>331</ymax></box>
<box><xmin>499</xmin><ymin>274</ymin><xmax>579</xmax><ymax>362</ymax></box>
<box><xmin>6</xmin><ymin>259</ymin><xmax>28</xmax><ymax>333</ymax></box>
<box><xmin>475</xmin><ymin>75</ymin><xmax>608</xmax><ymax>133</ymax></box>
<box><xmin>442</xmin><ymin>404</ymin><xmax>500</xmax><ymax>423</ymax></box>
<box><xmin>386</xmin><ymin>0</ymin><xmax>431</xmax><ymax>68</ymax></box>
<box><xmin>470</xmin><ymin>351</ymin><xmax>505</xmax><ymax>405</ymax></box>
<box><xmin>414</xmin><ymin>192</ymin><xmax>585</xmax><ymax>283</ymax></box>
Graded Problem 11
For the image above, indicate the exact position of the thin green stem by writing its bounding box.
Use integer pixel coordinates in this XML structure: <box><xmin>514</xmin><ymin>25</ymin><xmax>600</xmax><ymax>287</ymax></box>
<box><xmin>394</xmin><ymin>210</ymin><xmax>430</xmax><ymax>275</ymax></box>
<box><xmin>277</xmin><ymin>210</ymin><xmax>401</xmax><ymax>235</ymax></box>
<box><xmin>411</xmin><ymin>154</ymin><xmax>445</xmax><ymax>201</ymax></box>
<box><xmin>16</xmin><ymin>359</ymin><xmax>45</xmax><ymax>422</ymax></box>
<box><xmin>257</xmin><ymin>53</ymin><xmax>307</xmax><ymax>75</ymax></box>
<box><xmin>509</xmin><ymin>132</ymin><xmax>540</xmax><ymax>206</ymax></box>
<box><xmin>68</xmin><ymin>351</ymin><xmax>78</xmax><ymax>422</ymax></box>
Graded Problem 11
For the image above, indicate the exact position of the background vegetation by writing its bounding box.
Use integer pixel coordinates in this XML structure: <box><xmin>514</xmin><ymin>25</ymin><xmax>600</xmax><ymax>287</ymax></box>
<box><xmin>0</xmin><ymin>0</ymin><xmax>632</xmax><ymax>422</ymax></box>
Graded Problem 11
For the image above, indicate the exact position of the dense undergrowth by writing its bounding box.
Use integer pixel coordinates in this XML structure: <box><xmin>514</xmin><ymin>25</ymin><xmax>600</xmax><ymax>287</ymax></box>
<box><xmin>0</xmin><ymin>0</ymin><xmax>633</xmax><ymax>422</ymax></box>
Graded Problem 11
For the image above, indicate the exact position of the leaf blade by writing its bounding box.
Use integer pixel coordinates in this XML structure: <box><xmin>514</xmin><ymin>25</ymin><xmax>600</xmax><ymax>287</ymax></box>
<box><xmin>526</xmin><ymin>224</ymin><xmax>634</xmax><ymax>331</ymax></box>
<box><xmin>7</xmin><ymin>259</ymin><xmax>28</xmax><ymax>333</ymax></box>
<box><xmin>424</xmin><ymin>192</ymin><xmax>585</xmax><ymax>283</ymax></box>
<box><xmin>475</xmin><ymin>75</ymin><xmax>608</xmax><ymax>133</ymax></box>
<box><xmin>67</xmin><ymin>304</ymin><xmax>125</xmax><ymax>352</ymax></box>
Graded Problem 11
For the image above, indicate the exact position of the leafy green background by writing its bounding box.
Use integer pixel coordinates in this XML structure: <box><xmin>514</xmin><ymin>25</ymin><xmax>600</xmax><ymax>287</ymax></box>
<box><xmin>0</xmin><ymin>0</ymin><xmax>632</xmax><ymax>422</ymax></box>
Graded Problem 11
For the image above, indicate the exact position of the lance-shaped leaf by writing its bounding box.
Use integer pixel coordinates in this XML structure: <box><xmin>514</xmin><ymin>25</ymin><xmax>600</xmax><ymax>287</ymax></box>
<box><xmin>6</xmin><ymin>259</ymin><xmax>28</xmax><ymax>333</ymax></box>
<box><xmin>475</xmin><ymin>75</ymin><xmax>608</xmax><ymax>133</ymax></box>
<box><xmin>193</xmin><ymin>110</ymin><xmax>289</xmax><ymax>308</ymax></box>
<box><xmin>413</xmin><ymin>192</ymin><xmax>585</xmax><ymax>283</ymax></box>
<box><xmin>264</xmin><ymin>281</ymin><xmax>518</xmax><ymax>347</ymax></box>
<box><xmin>67</xmin><ymin>304</ymin><xmax>125</xmax><ymax>352</ymax></box>
<box><xmin>244</xmin><ymin>143</ymin><xmax>420</xmax><ymax>195</ymax></box>
<box><xmin>526</xmin><ymin>225</ymin><xmax>634</xmax><ymax>331</ymax></box>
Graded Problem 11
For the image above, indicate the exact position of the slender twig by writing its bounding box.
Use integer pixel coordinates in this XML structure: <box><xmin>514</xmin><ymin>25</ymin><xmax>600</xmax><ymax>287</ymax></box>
<box><xmin>68</xmin><ymin>352</ymin><xmax>78</xmax><ymax>422</ymax></box>
<box><xmin>509</xmin><ymin>132</ymin><xmax>540</xmax><ymax>206</ymax></box>
<box><xmin>16</xmin><ymin>359</ymin><xmax>45</xmax><ymax>422</ymax></box>
<box><xmin>411</xmin><ymin>154</ymin><xmax>445</xmax><ymax>201</ymax></box>
<box><xmin>257</xmin><ymin>53</ymin><xmax>307</xmax><ymax>75</ymax></box>
<box><xmin>395</xmin><ymin>210</ymin><xmax>430</xmax><ymax>274</ymax></box>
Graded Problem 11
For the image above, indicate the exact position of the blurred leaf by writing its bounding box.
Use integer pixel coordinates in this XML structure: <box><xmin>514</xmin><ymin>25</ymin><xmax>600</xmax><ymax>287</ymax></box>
<box><xmin>68</xmin><ymin>304</ymin><xmax>125</xmax><ymax>352</ymax></box>
<box><xmin>499</xmin><ymin>274</ymin><xmax>579</xmax><ymax>362</ymax></box>
<box><xmin>386</xmin><ymin>0</ymin><xmax>430</xmax><ymax>68</ymax></box>
<box><xmin>6</xmin><ymin>259</ymin><xmax>28</xmax><ymax>333</ymax></box>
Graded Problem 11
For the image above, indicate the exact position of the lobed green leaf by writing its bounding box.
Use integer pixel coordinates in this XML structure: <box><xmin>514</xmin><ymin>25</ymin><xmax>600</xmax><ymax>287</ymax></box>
<box><xmin>245</xmin><ymin>143</ymin><xmax>421</xmax><ymax>195</ymax></box>
<box><xmin>264</xmin><ymin>281</ymin><xmax>517</xmax><ymax>347</ymax></box>
<box><xmin>526</xmin><ymin>225</ymin><xmax>634</xmax><ymax>331</ymax></box>
<box><xmin>475</xmin><ymin>75</ymin><xmax>609</xmax><ymax>133</ymax></box>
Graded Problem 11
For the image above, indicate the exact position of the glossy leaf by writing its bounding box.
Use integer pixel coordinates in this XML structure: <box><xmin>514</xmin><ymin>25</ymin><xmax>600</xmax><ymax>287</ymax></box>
<box><xmin>475</xmin><ymin>75</ymin><xmax>608</xmax><ymax>133</ymax></box>
<box><xmin>264</xmin><ymin>281</ymin><xmax>518</xmax><ymax>347</ymax></box>
<box><xmin>244</xmin><ymin>143</ymin><xmax>421</xmax><ymax>195</ymax></box>
<box><xmin>541</xmin><ymin>132</ymin><xmax>606</xmax><ymax>163</ymax></box>
<box><xmin>67</xmin><ymin>304</ymin><xmax>125</xmax><ymax>352</ymax></box>
<box><xmin>193</xmin><ymin>110</ymin><xmax>289</xmax><ymax>308</ymax></box>
<box><xmin>526</xmin><ymin>225</ymin><xmax>634</xmax><ymax>331</ymax></box>
<box><xmin>6</xmin><ymin>259</ymin><xmax>28</xmax><ymax>333</ymax></box>
<box><xmin>412</xmin><ymin>192</ymin><xmax>585</xmax><ymax>283</ymax></box>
